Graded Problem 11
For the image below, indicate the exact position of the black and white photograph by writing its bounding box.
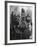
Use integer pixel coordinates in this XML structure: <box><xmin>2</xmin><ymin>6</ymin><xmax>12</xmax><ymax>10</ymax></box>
<box><xmin>5</xmin><ymin>1</ymin><xmax>36</xmax><ymax>45</ymax></box>
<box><xmin>10</xmin><ymin>6</ymin><xmax>32</xmax><ymax>40</ymax></box>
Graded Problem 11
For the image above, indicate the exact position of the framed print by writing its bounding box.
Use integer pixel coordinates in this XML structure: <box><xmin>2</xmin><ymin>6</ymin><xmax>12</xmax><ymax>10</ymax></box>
<box><xmin>5</xmin><ymin>1</ymin><xmax>36</xmax><ymax>45</ymax></box>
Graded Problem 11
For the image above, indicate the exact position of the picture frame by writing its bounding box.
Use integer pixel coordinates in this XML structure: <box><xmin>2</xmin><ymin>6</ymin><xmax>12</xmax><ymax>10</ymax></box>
<box><xmin>5</xmin><ymin>1</ymin><xmax>36</xmax><ymax>45</ymax></box>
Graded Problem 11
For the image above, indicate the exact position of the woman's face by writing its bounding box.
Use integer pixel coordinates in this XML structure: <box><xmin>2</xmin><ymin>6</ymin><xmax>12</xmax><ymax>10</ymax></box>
<box><xmin>26</xmin><ymin>15</ymin><xmax>31</xmax><ymax>23</ymax></box>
